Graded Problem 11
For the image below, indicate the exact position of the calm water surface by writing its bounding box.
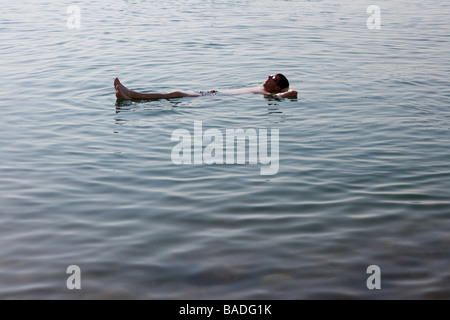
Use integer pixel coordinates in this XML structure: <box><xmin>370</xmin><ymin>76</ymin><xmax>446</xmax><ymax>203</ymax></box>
<box><xmin>0</xmin><ymin>0</ymin><xmax>449</xmax><ymax>299</ymax></box>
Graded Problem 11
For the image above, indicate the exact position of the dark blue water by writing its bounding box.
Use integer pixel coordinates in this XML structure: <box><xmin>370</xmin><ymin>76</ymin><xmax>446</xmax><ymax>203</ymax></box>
<box><xmin>0</xmin><ymin>0</ymin><xmax>449</xmax><ymax>299</ymax></box>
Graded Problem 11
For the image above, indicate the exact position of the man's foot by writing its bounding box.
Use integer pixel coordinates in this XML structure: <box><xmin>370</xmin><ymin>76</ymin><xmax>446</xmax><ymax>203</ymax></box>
<box><xmin>114</xmin><ymin>78</ymin><xmax>132</xmax><ymax>100</ymax></box>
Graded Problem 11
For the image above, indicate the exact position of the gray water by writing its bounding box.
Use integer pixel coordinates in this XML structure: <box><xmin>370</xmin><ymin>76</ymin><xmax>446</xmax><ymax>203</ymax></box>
<box><xmin>0</xmin><ymin>0</ymin><xmax>449</xmax><ymax>299</ymax></box>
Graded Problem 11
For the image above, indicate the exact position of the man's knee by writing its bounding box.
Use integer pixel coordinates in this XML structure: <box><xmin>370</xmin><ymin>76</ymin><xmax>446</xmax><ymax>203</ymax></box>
<box><xmin>170</xmin><ymin>91</ymin><xmax>186</xmax><ymax>98</ymax></box>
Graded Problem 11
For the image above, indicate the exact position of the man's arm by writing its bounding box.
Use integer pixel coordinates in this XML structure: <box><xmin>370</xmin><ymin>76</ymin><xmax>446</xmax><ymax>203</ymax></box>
<box><xmin>272</xmin><ymin>90</ymin><xmax>298</xmax><ymax>99</ymax></box>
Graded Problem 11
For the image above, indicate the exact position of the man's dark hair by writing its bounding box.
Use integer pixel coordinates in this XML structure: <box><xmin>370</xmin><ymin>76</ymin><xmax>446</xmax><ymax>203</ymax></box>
<box><xmin>277</xmin><ymin>74</ymin><xmax>290</xmax><ymax>91</ymax></box>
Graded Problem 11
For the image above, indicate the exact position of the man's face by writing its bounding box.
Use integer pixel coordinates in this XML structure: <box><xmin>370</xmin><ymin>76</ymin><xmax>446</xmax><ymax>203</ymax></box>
<box><xmin>263</xmin><ymin>74</ymin><xmax>281</xmax><ymax>92</ymax></box>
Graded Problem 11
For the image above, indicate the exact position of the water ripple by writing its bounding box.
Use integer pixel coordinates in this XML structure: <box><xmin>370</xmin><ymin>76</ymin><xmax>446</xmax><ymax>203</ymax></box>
<box><xmin>0</xmin><ymin>0</ymin><xmax>449</xmax><ymax>299</ymax></box>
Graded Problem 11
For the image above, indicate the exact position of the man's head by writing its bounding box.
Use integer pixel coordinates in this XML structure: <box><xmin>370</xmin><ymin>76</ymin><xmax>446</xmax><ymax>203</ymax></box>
<box><xmin>263</xmin><ymin>74</ymin><xmax>290</xmax><ymax>93</ymax></box>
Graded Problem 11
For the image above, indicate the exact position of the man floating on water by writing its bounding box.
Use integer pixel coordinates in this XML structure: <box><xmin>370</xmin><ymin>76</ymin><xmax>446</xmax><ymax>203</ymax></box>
<box><xmin>114</xmin><ymin>74</ymin><xmax>298</xmax><ymax>100</ymax></box>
